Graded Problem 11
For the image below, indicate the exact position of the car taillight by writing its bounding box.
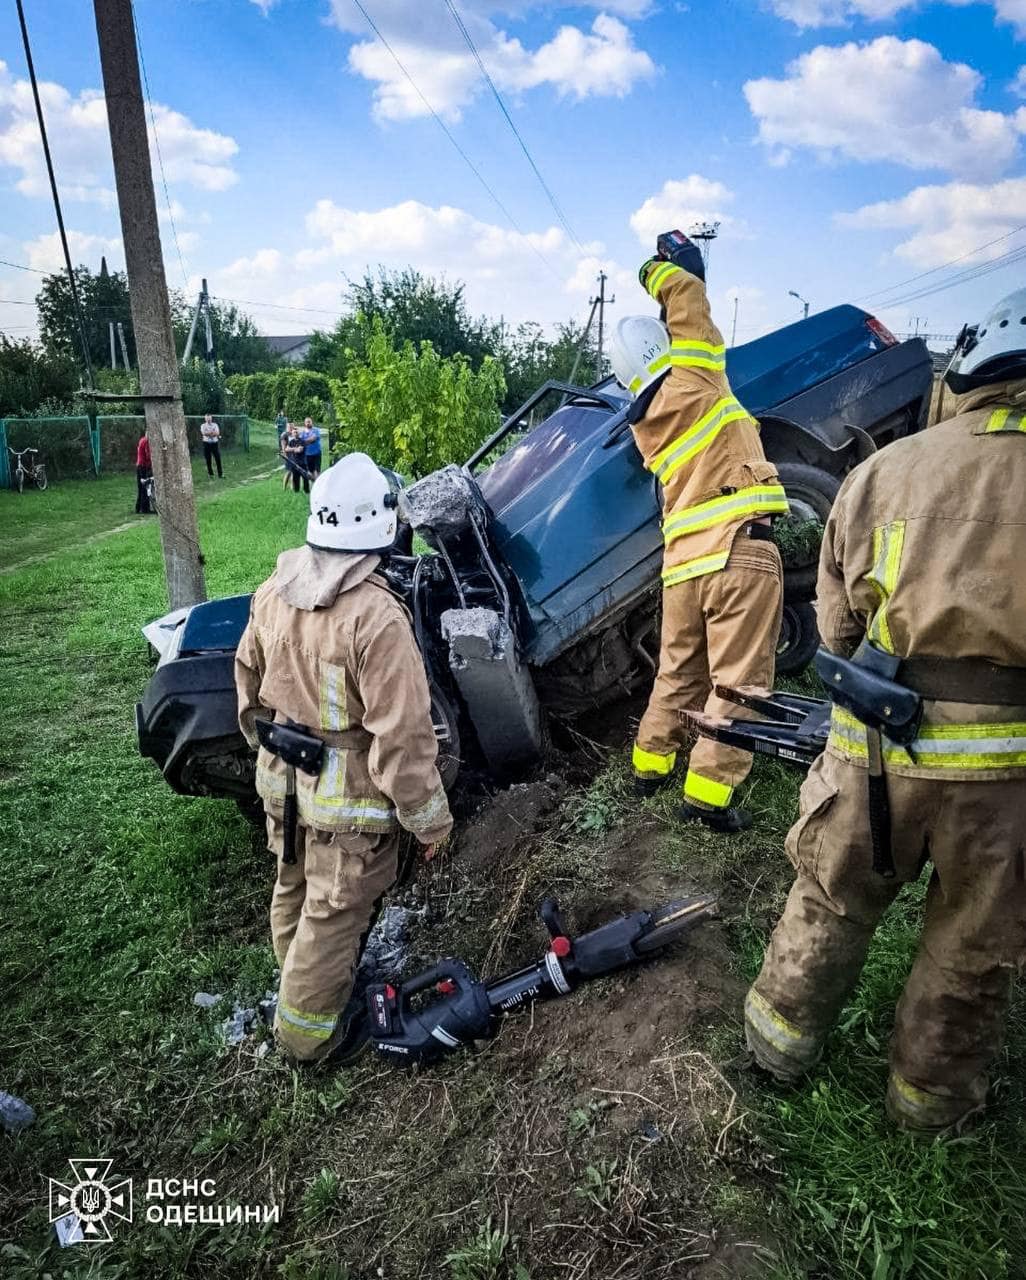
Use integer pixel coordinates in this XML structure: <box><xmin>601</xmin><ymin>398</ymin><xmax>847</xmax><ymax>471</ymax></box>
<box><xmin>866</xmin><ymin>316</ymin><xmax>898</xmax><ymax>347</ymax></box>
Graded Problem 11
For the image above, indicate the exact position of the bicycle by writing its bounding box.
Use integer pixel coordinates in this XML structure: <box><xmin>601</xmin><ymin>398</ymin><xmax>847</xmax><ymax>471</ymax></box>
<box><xmin>8</xmin><ymin>446</ymin><xmax>48</xmax><ymax>493</ymax></box>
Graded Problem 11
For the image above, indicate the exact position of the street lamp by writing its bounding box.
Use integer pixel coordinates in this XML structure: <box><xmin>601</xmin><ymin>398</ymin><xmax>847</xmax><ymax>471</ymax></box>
<box><xmin>789</xmin><ymin>289</ymin><xmax>810</xmax><ymax>320</ymax></box>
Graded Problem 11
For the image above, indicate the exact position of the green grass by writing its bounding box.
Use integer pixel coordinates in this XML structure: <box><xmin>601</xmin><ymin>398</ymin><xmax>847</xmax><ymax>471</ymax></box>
<box><xmin>0</xmin><ymin>421</ymin><xmax>283</xmax><ymax>572</ymax></box>
<box><xmin>1</xmin><ymin>477</ymin><xmax>1024</xmax><ymax>1278</ymax></box>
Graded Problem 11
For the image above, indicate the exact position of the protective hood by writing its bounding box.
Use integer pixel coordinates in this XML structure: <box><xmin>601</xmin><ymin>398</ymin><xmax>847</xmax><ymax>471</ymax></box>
<box><xmin>274</xmin><ymin>546</ymin><xmax>381</xmax><ymax>611</ymax></box>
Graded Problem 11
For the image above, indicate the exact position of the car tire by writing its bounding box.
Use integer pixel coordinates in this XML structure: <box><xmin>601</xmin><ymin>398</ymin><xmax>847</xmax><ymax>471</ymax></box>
<box><xmin>430</xmin><ymin>683</ymin><xmax>462</xmax><ymax>791</ymax></box>
<box><xmin>775</xmin><ymin>462</ymin><xmax>840</xmax><ymax>603</ymax></box>
<box><xmin>775</xmin><ymin>601</ymin><xmax>819</xmax><ymax>676</ymax></box>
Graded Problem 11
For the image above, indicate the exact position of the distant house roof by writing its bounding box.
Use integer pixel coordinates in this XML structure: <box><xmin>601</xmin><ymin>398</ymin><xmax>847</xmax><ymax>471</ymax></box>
<box><xmin>264</xmin><ymin>334</ymin><xmax>312</xmax><ymax>357</ymax></box>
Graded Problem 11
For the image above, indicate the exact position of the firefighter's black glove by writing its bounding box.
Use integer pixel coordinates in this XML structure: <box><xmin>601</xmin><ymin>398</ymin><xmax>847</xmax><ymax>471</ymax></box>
<box><xmin>656</xmin><ymin>229</ymin><xmax>706</xmax><ymax>283</ymax></box>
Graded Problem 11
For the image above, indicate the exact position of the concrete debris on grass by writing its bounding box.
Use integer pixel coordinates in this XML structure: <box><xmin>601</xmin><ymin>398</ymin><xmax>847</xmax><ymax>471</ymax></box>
<box><xmin>0</xmin><ymin>1091</ymin><xmax>36</xmax><ymax>1134</ymax></box>
<box><xmin>201</xmin><ymin>908</ymin><xmax>419</xmax><ymax>1047</ymax></box>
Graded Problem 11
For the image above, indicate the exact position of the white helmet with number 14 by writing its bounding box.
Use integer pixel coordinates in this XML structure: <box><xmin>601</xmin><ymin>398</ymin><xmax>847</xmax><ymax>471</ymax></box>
<box><xmin>307</xmin><ymin>452</ymin><xmax>398</xmax><ymax>552</ymax></box>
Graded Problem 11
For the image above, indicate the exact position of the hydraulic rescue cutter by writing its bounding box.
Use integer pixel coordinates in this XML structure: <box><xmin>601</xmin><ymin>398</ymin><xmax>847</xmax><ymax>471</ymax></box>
<box><xmin>685</xmin><ymin>686</ymin><xmax>831</xmax><ymax>768</ymax></box>
<box><xmin>366</xmin><ymin>894</ymin><xmax>718</xmax><ymax>1065</ymax></box>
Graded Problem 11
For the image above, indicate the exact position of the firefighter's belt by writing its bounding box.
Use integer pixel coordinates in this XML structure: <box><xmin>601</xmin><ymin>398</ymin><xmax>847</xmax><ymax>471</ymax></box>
<box><xmin>897</xmin><ymin>657</ymin><xmax>1026</xmax><ymax>706</ymax></box>
<box><xmin>256</xmin><ymin>719</ymin><xmax>326</xmax><ymax>775</ymax></box>
<box><xmin>814</xmin><ymin>646</ymin><xmax>922</xmax><ymax>746</ymax></box>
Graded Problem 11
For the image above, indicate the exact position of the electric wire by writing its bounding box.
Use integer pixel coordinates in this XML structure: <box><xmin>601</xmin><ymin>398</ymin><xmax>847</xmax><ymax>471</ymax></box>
<box><xmin>14</xmin><ymin>0</ymin><xmax>94</xmax><ymax>389</ymax></box>
<box><xmin>440</xmin><ymin>0</ymin><xmax>586</xmax><ymax>256</ymax></box>
<box><xmin>348</xmin><ymin>0</ymin><xmax>561</xmax><ymax>284</ymax></box>
<box><xmin>855</xmin><ymin>223</ymin><xmax>1026</xmax><ymax>305</ymax></box>
<box><xmin>131</xmin><ymin>0</ymin><xmax>190</xmax><ymax>290</ymax></box>
<box><xmin>871</xmin><ymin>243</ymin><xmax>1026</xmax><ymax>312</ymax></box>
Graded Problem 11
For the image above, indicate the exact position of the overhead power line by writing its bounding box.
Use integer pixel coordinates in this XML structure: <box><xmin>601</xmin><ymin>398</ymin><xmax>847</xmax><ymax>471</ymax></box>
<box><xmin>14</xmin><ymin>0</ymin><xmax>94</xmax><ymax>389</ymax></box>
<box><xmin>857</xmin><ymin>223</ymin><xmax>1026</xmax><ymax>306</ymax></box>
<box><xmin>875</xmin><ymin>242</ymin><xmax>1026</xmax><ymax>311</ymax></box>
<box><xmin>0</xmin><ymin>257</ymin><xmax>47</xmax><ymax>274</ymax></box>
<box><xmin>348</xmin><ymin>0</ymin><xmax>561</xmax><ymax>284</ymax></box>
<box><xmin>441</xmin><ymin>0</ymin><xmax>586</xmax><ymax>256</ymax></box>
<box><xmin>131</xmin><ymin>0</ymin><xmax>190</xmax><ymax>289</ymax></box>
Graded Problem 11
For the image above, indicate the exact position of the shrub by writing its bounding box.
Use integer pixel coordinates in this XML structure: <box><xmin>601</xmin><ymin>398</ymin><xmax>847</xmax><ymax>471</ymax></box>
<box><xmin>226</xmin><ymin>368</ymin><xmax>335</xmax><ymax>424</ymax></box>
<box><xmin>331</xmin><ymin>321</ymin><xmax>504</xmax><ymax>477</ymax></box>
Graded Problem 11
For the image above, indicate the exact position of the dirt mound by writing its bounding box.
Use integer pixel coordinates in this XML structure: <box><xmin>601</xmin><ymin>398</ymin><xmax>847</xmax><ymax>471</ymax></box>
<box><xmin>456</xmin><ymin>774</ymin><xmax>567</xmax><ymax>874</ymax></box>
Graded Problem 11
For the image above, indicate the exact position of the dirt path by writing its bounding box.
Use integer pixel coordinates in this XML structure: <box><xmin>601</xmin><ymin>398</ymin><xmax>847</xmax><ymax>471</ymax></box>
<box><xmin>0</xmin><ymin>466</ymin><xmax>279</xmax><ymax>576</ymax></box>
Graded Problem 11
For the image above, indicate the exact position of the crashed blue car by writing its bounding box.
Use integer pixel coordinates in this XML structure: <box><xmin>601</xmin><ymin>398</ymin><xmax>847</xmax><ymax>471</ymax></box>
<box><xmin>137</xmin><ymin>305</ymin><xmax>932</xmax><ymax>795</ymax></box>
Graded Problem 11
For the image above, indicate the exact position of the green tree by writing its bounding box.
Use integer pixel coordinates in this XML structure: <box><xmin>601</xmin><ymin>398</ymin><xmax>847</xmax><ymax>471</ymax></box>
<box><xmin>171</xmin><ymin>297</ymin><xmax>280</xmax><ymax>375</ymax></box>
<box><xmin>36</xmin><ymin>264</ymin><xmax>134</xmax><ymax>371</ymax></box>
<box><xmin>498</xmin><ymin>318</ymin><xmax>598</xmax><ymax>412</ymax></box>
<box><xmin>333</xmin><ymin>321</ymin><xmax>504</xmax><ymax>477</ymax></box>
<box><xmin>305</xmin><ymin>269</ymin><xmax>499</xmax><ymax>381</ymax></box>
<box><xmin>0</xmin><ymin>336</ymin><xmax>78</xmax><ymax>416</ymax></box>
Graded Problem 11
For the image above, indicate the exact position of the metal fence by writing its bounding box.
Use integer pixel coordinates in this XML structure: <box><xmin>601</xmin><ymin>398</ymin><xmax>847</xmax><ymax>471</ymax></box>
<box><xmin>0</xmin><ymin>414</ymin><xmax>250</xmax><ymax>488</ymax></box>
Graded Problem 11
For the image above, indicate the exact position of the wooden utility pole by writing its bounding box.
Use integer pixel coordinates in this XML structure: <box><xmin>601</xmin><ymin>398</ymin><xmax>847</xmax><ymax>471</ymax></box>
<box><xmin>93</xmin><ymin>0</ymin><xmax>206</xmax><ymax>608</ymax></box>
<box><xmin>591</xmin><ymin>271</ymin><xmax>615</xmax><ymax>383</ymax></box>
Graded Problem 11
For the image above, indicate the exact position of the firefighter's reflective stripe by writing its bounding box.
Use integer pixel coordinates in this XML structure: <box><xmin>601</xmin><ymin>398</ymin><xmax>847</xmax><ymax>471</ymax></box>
<box><xmin>257</xmin><ymin>754</ymin><xmax>397</xmax><ymax>830</ymax></box>
<box><xmin>887</xmin><ymin>1071</ymin><xmax>966</xmax><ymax>1130</ymax></box>
<box><xmin>744</xmin><ymin>988</ymin><xmax>822</xmax><ymax>1064</ymax></box>
<box><xmin>277</xmin><ymin>999</ymin><xmax>337</xmax><ymax>1040</ymax></box>
<box><xmin>864</xmin><ymin>519</ymin><xmax>906</xmax><ymax>653</ymax></box>
<box><xmin>649</xmin><ymin>397</ymin><xmax>751</xmax><ymax>484</ymax></box>
<box><xmin>398</xmin><ymin>785</ymin><xmax>450</xmax><ymax>835</ymax></box>
<box><xmin>669</xmin><ymin>339</ymin><xmax>727</xmax><ymax>372</ymax></box>
<box><xmin>632</xmin><ymin>743</ymin><xmax>676</xmax><ymax>776</ymax></box>
<box><xmin>646</xmin><ymin>262</ymin><xmax>681</xmax><ymax>298</ymax></box>
<box><xmin>828</xmin><ymin>705</ymin><xmax>1026</xmax><ymax>768</ymax></box>
<box><xmin>684</xmin><ymin>769</ymin><xmax>733</xmax><ymax>808</ymax></box>
<box><xmin>319</xmin><ymin>661</ymin><xmax>349</xmax><ymax>732</ymax></box>
<box><xmin>662</xmin><ymin>484</ymin><xmax>790</xmax><ymax>544</ymax></box>
<box><xmin>984</xmin><ymin>407</ymin><xmax>1026</xmax><ymax>433</ymax></box>
<box><xmin>662</xmin><ymin>550</ymin><xmax>731</xmax><ymax>587</ymax></box>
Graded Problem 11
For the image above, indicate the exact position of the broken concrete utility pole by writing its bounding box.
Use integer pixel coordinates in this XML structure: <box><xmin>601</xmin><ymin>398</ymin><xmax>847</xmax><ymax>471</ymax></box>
<box><xmin>93</xmin><ymin>0</ymin><xmax>206</xmax><ymax>608</ymax></box>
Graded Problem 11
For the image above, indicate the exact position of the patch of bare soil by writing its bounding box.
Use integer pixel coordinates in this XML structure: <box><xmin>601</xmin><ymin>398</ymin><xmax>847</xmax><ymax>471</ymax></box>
<box><xmin>358</xmin><ymin>770</ymin><xmax>783</xmax><ymax>1280</ymax></box>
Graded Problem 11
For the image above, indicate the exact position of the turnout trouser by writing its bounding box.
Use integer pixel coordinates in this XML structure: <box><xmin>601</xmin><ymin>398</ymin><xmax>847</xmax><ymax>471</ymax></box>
<box><xmin>266</xmin><ymin>812</ymin><xmax>399</xmax><ymax>1061</ymax></box>
<box><xmin>746</xmin><ymin>751</ymin><xmax>1026</xmax><ymax>1131</ymax></box>
<box><xmin>633</xmin><ymin>536</ymin><xmax>783</xmax><ymax>809</ymax></box>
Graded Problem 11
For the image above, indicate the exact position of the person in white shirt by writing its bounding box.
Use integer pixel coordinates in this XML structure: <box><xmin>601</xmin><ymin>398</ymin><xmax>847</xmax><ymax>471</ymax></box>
<box><xmin>201</xmin><ymin>413</ymin><xmax>224</xmax><ymax>478</ymax></box>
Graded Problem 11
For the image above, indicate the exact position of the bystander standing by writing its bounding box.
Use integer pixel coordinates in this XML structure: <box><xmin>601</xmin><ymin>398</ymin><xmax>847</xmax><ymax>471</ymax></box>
<box><xmin>201</xmin><ymin>413</ymin><xmax>224</xmax><ymax>478</ymax></box>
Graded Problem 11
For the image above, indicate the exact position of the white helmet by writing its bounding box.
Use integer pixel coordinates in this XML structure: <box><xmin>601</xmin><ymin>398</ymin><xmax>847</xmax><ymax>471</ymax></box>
<box><xmin>609</xmin><ymin>314</ymin><xmax>671</xmax><ymax>396</ymax></box>
<box><xmin>946</xmin><ymin>287</ymin><xmax>1026</xmax><ymax>394</ymax></box>
<box><xmin>307</xmin><ymin>452</ymin><xmax>399</xmax><ymax>552</ymax></box>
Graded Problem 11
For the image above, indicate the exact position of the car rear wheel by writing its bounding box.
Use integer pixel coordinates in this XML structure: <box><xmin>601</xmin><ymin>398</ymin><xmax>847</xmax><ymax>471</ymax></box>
<box><xmin>430</xmin><ymin>683</ymin><xmax>462</xmax><ymax>791</ymax></box>
<box><xmin>775</xmin><ymin>462</ymin><xmax>840</xmax><ymax>603</ymax></box>
<box><xmin>775</xmin><ymin>601</ymin><xmax>819</xmax><ymax>675</ymax></box>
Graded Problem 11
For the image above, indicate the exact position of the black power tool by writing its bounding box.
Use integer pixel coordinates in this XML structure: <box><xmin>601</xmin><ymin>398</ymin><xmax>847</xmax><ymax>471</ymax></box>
<box><xmin>366</xmin><ymin>894</ymin><xmax>717</xmax><ymax>1065</ymax></box>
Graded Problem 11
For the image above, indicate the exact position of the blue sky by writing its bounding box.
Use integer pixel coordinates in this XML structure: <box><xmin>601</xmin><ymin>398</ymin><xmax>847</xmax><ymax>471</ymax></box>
<box><xmin>0</xmin><ymin>0</ymin><xmax>1023</xmax><ymax>349</ymax></box>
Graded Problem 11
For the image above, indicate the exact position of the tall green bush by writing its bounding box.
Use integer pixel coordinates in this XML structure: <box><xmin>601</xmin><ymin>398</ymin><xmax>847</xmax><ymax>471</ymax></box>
<box><xmin>331</xmin><ymin>321</ymin><xmax>504</xmax><ymax>477</ymax></box>
<box><xmin>226</xmin><ymin>369</ymin><xmax>334</xmax><ymax>423</ymax></box>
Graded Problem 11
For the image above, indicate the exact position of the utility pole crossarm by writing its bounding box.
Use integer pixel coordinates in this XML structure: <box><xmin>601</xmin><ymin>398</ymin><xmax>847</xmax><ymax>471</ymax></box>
<box><xmin>93</xmin><ymin>0</ymin><xmax>206</xmax><ymax>608</ymax></box>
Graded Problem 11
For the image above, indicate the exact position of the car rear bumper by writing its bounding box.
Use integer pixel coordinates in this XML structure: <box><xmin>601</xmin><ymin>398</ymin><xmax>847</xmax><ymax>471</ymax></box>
<box><xmin>137</xmin><ymin>651</ymin><xmax>255</xmax><ymax>799</ymax></box>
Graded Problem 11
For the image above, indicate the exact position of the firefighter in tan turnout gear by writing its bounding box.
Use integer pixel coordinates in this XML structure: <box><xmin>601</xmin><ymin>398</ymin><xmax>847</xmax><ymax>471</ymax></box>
<box><xmin>611</xmin><ymin>231</ymin><xmax>789</xmax><ymax>832</ymax></box>
<box><xmin>745</xmin><ymin>288</ymin><xmax>1026</xmax><ymax>1134</ymax></box>
<box><xmin>235</xmin><ymin>453</ymin><xmax>453</xmax><ymax>1063</ymax></box>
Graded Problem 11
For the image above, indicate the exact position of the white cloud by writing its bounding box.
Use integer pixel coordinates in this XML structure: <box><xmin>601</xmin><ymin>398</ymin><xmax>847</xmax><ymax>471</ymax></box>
<box><xmin>768</xmin><ymin>0</ymin><xmax>920</xmax><ymax>26</ymax></box>
<box><xmin>0</xmin><ymin>60</ymin><xmax>239</xmax><ymax>206</ymax></box>
<box><xmin>329</xmin><ymin>2</ymin><xmax>655</xmax><ymax>122</ymax></box>
<box><xmin>250</xmin><ymin>0</ymin><xmax>278</xmax><ymax>12</ymax></box>
<box><xmin>1012</xmin><ymin>66</ymin><xmax>1026</xmax><ymax>96</ymax></box>
<box><xmin>838</xmin><ymin>176</ymin><xmax>1026</xmax><ymax>266</ymax></box>
<box><xmin>768</xmin><ymin>0</ymin><xmax>1026</xmax><ymax>34</ymax></box>
<box><xmin>22</xmin><ymin>228</ymin><xmax>123</xmax><ymax>273</ymax></box>
<box><xmin>629</xmin><ymin>175</ymin><xmax>742</xmax><ymax>246</ymax></box>
<box><xmin>744</xmin><ymin>38</ymin><xmax>1024</xmax><ymax>180</ymax></box>
<box><xmin>203</xmin><ymin>196</ymin><xmax>631</xmax><ymax>332</ymax></box>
